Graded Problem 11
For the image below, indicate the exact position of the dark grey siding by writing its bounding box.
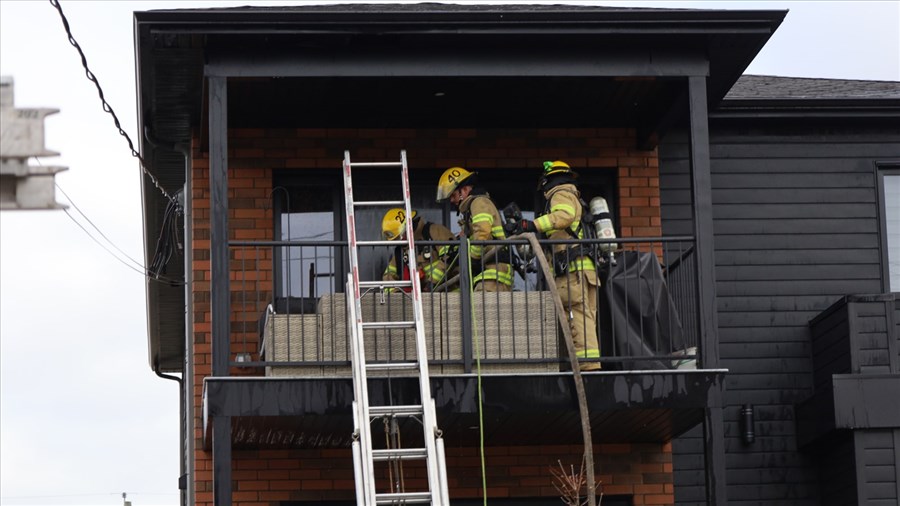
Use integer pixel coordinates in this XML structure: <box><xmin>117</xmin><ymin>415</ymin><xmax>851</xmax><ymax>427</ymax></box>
<box><xmin>809</xmin><ymin>302</ymin><xmax>852</xmax><ymax>392</ymax></box>
<box><xmin>659</xmin><ymin>123</ymin><xmax>900</xmax><ymax>506</ymax></box>
<box><xmin>853</xmin><ymin>300</ymin><xmax>895</xmax><ymax>374</ymax></box>
<box><xmin>855</xmin><ymin>429</ymin><xmax>900</xmax><ymax>505</ymax></box>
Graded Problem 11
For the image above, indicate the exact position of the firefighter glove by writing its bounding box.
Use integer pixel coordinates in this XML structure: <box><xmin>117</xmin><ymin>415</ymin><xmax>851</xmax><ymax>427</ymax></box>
<box><xmin>443</xmin><ymin>244</ymin><xmax>460</xmax><ymax>263</ymax></box>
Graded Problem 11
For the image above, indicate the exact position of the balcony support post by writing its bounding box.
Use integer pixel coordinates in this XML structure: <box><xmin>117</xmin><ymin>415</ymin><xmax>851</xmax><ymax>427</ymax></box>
<box><xmin>208</xmin><ymin>74</ymin><xmax>233</xmax><ymax>506</ymax></box>
<box><xmin>687</xmin><ymin>74</ymin><xmax>727</xmax><ymax>505</ymax></box>
<box><xmin>212</xmin><ymin>415</ymin><xmax>232</xmax><ymax>506</ymax></box>
<box><xmin>459</xmin><ymin>234</ymin><xmax>473</xmax><ymax>373</ymax></box>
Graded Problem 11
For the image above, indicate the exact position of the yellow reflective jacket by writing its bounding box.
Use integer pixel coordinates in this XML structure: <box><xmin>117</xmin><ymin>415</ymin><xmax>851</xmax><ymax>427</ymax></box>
<box><xmin>382</xmin><ymin>219</ymin><xmax>455</xmax><ymax>288</ymax></box>
<box><xmin>458</xmin><ymin>192</ymin><xmax>513</xmax><ymax>286</ymax></box>
<box><xmin>534</xmin><ymin>183</ymin><xmax>596</xmax><ymax>275</ymax></box>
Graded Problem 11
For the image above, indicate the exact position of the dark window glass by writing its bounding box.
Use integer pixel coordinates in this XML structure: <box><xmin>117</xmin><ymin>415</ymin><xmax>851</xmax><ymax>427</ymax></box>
<box><xmin>274</xmin><ymin>166</ymin><xmax>617</xmax><ymax>296</ymax></box>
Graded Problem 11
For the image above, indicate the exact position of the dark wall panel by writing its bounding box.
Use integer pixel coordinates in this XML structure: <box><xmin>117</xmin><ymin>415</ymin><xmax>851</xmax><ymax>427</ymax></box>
<box><xmin>660</xmin><ymin>123</ymin><xmax>900</xmax><ymax>506</ymax></box>
<box><xmin>672</xmin><ymin>425</ymin><xmax>706</xmax><ymax>506</ymax></box>
<box><xmin>852</xmin><ymin>301</ymin><xmax>892</xmax><ymax>374</ymax></box>
<box><xmin>855</xmin><ymin>429</ymin><xmax>900</xmax><ymax>505</ymax></box>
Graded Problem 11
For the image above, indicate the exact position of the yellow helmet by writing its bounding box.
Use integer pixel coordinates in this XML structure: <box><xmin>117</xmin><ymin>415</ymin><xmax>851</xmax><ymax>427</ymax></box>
<box><xmin>381</xmin><ymin>208</ymin><xmax>416</xmax><ymax>241</ymax></box>
<box><xmin>436</xmin><ymin>166</ymin><xmax>476</xmax><ymax>202</ymax></box>
<box><xmin>538</xmin><ymin>160</ymin><xmax>577</xmax><ymax>191</ymax></box>
<box><xmin>542</xmin><ymin>160</ymin><xmax>575</xmax><ymax>177</ymax></box>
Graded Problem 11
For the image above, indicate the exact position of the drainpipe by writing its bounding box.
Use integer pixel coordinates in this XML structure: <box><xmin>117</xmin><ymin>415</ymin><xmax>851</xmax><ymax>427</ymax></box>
<box><xmin>154</xmin><ymin>359</ymin><xmax>186</xmax><ymax>506</ymax></box>
<box><xmin>145</xmin><ymin>127</ymin><xmax>194</xmax><ymax>506</ymax></box>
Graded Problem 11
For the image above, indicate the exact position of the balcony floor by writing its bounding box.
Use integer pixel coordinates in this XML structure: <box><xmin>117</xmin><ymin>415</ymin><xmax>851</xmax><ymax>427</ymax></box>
<box><xmin>204</xmin><ymin>369</ymin><xmax>725</xmax><ymax>449</ymax></box>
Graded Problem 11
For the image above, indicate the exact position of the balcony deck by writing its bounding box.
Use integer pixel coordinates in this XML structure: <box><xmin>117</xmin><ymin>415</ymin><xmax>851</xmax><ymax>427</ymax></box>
<box><xmin>205</xmin><ymin>236</ymin><xmax>717</xmax><ymax>449</ymax></box>
<box><xmin>204</xmin><ymin>369</ymin><xmax>725</xmax><ymax>450</ymax></box>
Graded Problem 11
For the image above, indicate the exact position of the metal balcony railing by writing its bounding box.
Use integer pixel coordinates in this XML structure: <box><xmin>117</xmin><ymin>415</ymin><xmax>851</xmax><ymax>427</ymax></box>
<box><xmin>226</xmin><ymin>236</ymin><xmax>699</xmax><ymax>375</ymax></box>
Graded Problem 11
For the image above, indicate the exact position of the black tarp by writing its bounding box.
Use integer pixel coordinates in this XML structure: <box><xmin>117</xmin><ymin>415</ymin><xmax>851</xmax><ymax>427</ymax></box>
<box><xmin>598</xmin><ymin>250</ymin><xmax>687</xmax><ymax>370</ymax></box>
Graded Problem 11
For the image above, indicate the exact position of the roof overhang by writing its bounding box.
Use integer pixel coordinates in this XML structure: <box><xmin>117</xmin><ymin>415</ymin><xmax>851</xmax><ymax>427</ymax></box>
<box><xmin>134</xmin><ymin>3</ymin><xmax>786</xmax><ymax>371</ymax></box>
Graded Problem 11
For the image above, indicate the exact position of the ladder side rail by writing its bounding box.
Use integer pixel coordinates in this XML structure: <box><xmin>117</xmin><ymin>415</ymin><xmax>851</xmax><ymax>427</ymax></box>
<box><xmin>343</xmin><ymin>152</ymin><xmax>376</xmax><ymax>505</ymax></box>
<box><xmin>434</xmin><ymin>401</ymin><xmax>451</xmax><ymax>505</ymax></box>
<box><xmin>399</xmin><ymin>151</ymin><xmax>446</xmax><ymax>505</ymax></box>
<box><xmin>351</xmin><ymin>426</ymin><xmax>366</xmax><ymax>506</ymax></box>
<box><xmin>348</xmin><ymin>276</ymin><xmax>377</xmax><ymax>505</ymax></box>
<box><xmin>342</xmin><ymin>151</ymin><xmax>362</xmax><ymax>305</ymax></box>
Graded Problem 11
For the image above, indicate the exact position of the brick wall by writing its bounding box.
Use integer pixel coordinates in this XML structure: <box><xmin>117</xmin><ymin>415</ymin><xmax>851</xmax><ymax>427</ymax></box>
<box><xmin>190</xmin><ymin>128</ymin><xmax>663</xmax><ymax>506</ymax></box>
<box><xmin>193</xmin><ymin>443</ymin><xmax>672</xmax><ymax>505</ymax></box>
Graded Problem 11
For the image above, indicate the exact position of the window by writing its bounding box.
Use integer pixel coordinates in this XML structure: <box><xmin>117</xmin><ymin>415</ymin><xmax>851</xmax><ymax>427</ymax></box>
<box><xmin>877</xmin><ymin>164</ymin><xmax>900</xmax><ymax>292</ymax></box>
<box><xmin>273</xmin><ymin>166</ymin><xmax>618</xmax><ymax>297</ymax></box>
<box><xmin>274</xmin><ymin>180</ymin><xmax>340</xmax><ymax>299</ymax></box>
<box><xmin>274</xmin><ymin>168</ymin><xmax>447</xmax><ymax>298</ymax></box>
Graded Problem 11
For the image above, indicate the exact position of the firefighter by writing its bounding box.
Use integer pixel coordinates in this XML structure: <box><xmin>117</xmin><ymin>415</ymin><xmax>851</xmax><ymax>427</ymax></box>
<box><xmin>381</xmin><ymin>208</ymin><xmax>455</xmax><ymax>291</ymax></box>
<box><xmin>514</xmin><ymin>161</ymin><xmax>601</xmax><ymax>370</ymax></box>
<box><xmin>436</xmin><ymin>167</ymin><xmax>513</xmax><ymax>292</ymax></box>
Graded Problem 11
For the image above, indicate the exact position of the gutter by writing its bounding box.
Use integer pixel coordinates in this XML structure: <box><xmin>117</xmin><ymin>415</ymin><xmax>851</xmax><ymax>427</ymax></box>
<box><xmin>713</xmin><ymin>98</ymin><xmax>900</xmax><ymax>119</ymax></box>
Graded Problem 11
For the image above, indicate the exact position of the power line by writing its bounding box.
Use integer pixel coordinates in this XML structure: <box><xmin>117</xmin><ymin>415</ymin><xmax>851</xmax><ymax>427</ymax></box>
<box><xmin>57</xmin><ymin>187</ymin><xmax>184</xmax><ymax>286</ymax></box>
<box><xmin>61</xmin><ymin>207</ymin><xmax>149</xmax><ymax>279</ymax></box>
<box><xmin>48</xmin><ymin>0</ymin><xmax>182</xmax><ymax>216</ymax></box>
<box><xmin>55</xmin><ymin>182</ymin><xmax>145</xmax><ymax>271</ymax></box>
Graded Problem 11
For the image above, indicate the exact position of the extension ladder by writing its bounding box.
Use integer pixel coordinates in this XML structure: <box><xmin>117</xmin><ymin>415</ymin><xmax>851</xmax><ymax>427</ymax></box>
<box><xmin>342</xmin><ymin>150</ymin><xmax>450</xmax><ymax>505</ymax></box>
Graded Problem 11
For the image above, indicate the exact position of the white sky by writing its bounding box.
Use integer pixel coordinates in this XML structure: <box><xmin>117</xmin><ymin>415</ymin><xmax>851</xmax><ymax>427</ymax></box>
<box><xmin>0</xmin><ymin>1</ymin><xmax>897</xmax><ymax>505</ymax></box>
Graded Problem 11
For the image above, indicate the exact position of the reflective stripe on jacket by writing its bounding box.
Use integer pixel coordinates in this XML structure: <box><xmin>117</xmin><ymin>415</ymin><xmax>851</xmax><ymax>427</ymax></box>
<box><xmin>459</xmin><ymin>192</ymin><xmax>512</xmax><ymax>286</ymax></box>
<box><xmin>535</xmin><ymin>183</ymin><xmax>595</xmax><ymax>274</ymax></box>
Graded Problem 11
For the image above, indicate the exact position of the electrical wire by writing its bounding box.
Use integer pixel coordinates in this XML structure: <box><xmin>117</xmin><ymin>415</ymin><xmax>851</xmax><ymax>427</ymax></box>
<box><xmin>48</xmin><ymin>0</ymin><xmax>182</xmax><ymax>215</ymax></box>
<box><xmin>55</xmin><ymin>182</ymin><xmax>145</xmax><ymax>270</ymax></box>
<box><xmin>466</xmin><ymin>238</ymin><xmax>489</xmax><ymax>506</ymax></box>
<box><xmin>61</xmin><ymin>207</ymin><xmax>181</xmax><ymax>285</ymax></box>
<box><xmin>54</xmin><ymin>182</ymin><xmax>183</xmax><ymax>286</ymax></box>
<box><xmin>148</xmin><ymin>193</ymin><xmax>183</xmax><ymax>281</ymax></box>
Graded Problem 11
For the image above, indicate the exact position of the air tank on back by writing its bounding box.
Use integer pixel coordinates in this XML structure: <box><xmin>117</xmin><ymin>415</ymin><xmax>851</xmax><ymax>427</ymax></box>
<box><xmin>589</xmin><ymin>196</ymin><xmax>618</xmax><ymax>254</ymax></box>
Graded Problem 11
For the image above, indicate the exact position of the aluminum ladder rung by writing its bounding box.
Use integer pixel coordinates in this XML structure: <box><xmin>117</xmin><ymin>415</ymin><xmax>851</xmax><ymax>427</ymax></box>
<box><xmin>366</xmin><ymin>361</ymin><xmax>419</xmax><ymax>372</ymax></box>
<box><xmin>372</xmin><ymin>447</ymin><xmax>428</xmax><ymax>461</ymax></box>
<box><xmin>359</xmin><ymin>280</ymin><xmax>413</xmax><ymax>290</ymax></box>
<box><xmin>369</xmin><ymin>404</ymin><xmax>424</xmax><ymax>417</ymax></box>
<box><xmin>353</xmin><ymin>200</ymin><xmax>406</xmax><ymax>208</ymax></box>
<box><xmin>375</xmin><ymin>492</ymin><xmax>433</xmax><ymax>504</ymax></box>
<box><xmin>358</xmin><ymin>240</ymin><xmax>409</xmax><ymax>247</ymax></box>
<box><xmin>350</xmin><ymin>161</ymin><xmax>404</xmax><ymax>168</ymax></box>
<box><xmin>362</xmin><ymin>321</ymin><xmax>416</xmax><ymax>330</ymax></box>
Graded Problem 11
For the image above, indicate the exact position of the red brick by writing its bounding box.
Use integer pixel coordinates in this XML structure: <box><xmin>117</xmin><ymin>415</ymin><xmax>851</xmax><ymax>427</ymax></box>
<box><xmin>644</xmin><ymin>494</ymin><xmax>675</xmax><ymax>505</ymax></box>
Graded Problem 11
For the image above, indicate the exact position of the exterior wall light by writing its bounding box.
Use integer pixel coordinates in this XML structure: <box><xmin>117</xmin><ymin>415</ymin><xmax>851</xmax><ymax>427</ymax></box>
<box><xmin>741</xmin><ymin>404</ymin><xmax>755</xmax><ymax>445</ymax></box>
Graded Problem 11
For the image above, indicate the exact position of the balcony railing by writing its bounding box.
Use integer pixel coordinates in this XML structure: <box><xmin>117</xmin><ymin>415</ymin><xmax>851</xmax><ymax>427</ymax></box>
<box><xmin>227</xmin><ymin>236</ymin><xmax>699</xmax><ymax>375</ymax></box>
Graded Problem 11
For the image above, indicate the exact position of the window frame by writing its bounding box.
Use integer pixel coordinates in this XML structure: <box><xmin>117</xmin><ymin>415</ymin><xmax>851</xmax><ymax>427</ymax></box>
<box><xmin>875</xmin><ymin>161</ymin><xmax>900</xmax><ymax>293</ymax></box>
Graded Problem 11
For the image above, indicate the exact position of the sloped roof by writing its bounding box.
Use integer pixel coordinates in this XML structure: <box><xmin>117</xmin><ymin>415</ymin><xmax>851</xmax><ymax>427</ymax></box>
<box><xmin>728</xmin><ymin>74</ymin><xmax>900</xmax><ymax>100</ymax></box>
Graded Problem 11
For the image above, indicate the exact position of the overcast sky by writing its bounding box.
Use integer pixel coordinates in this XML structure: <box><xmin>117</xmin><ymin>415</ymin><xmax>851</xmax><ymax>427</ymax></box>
<box><xmin>0</xmin><ymin>1</ymin><xmax>897</xmax><ymax>505</ymax></box>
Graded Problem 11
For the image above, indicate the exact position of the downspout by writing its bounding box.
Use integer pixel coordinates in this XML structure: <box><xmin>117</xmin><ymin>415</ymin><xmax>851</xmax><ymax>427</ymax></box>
<box><xmin>146</xmin><ymin>127</ymin><xmax>194</xmax><ymax>506</ymax></box>
<box><xmin>154</xmin><ymin>359</ymin><xmax>186</xmax><ymax>506</ymax></box>
<box><xmin>177</xmin><ymin>142</ymin><xmax>194</xmax><ymax>506</ymax></box>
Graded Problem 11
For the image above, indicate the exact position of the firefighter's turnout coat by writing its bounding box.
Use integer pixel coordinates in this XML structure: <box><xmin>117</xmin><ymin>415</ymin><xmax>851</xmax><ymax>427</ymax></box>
<box><xmin>534</xmin><ymin>182</ymin><xmax>601</xmax><ymax>369</ymax></box>
<box><xmin>382</xmin><ymin>218</ymin><xmax>455</xmax><ymax>290</ymax></box>
<box><xmin>457</xmin><ymin>191</ymin><xmax>513</xmax><ymax>291</ymax></box>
